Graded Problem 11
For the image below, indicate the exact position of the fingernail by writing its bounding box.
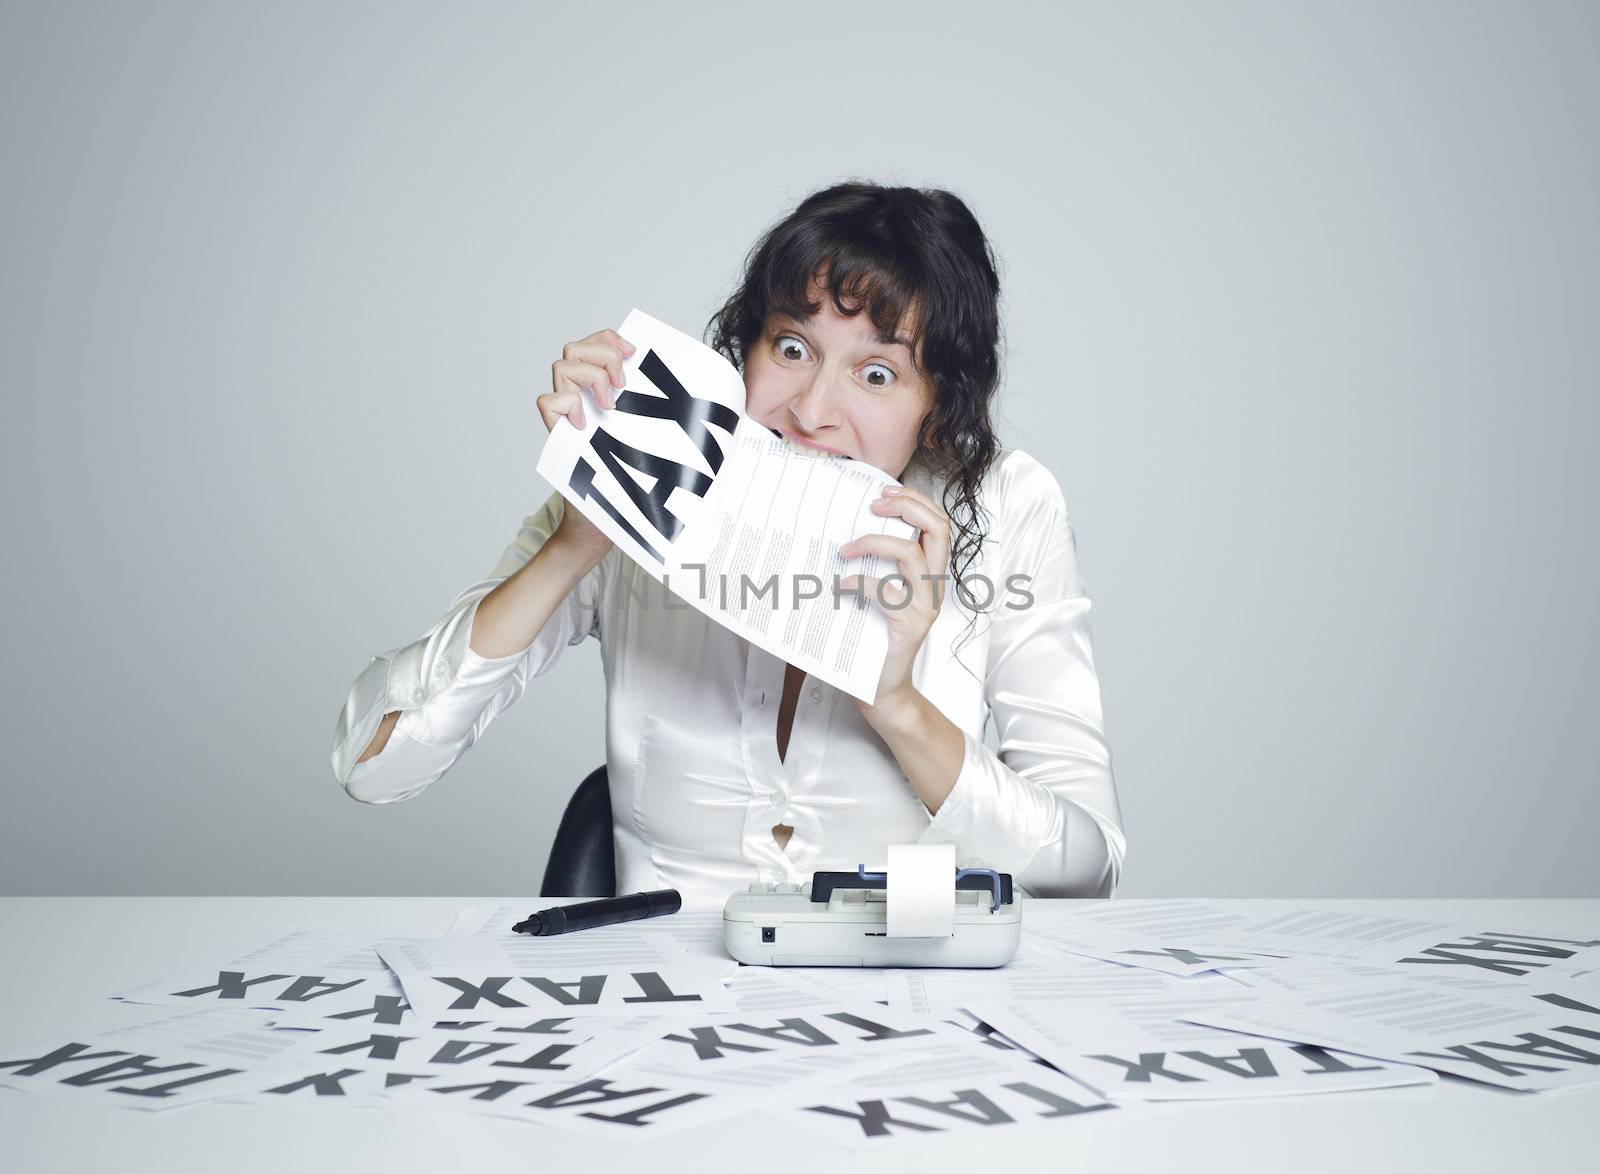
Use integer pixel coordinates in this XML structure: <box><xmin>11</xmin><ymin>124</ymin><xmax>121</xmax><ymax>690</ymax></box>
<box><xmin>884</xmin><ymin>485</ymin><xmax>900</xmax><ymax>495</ymax></box>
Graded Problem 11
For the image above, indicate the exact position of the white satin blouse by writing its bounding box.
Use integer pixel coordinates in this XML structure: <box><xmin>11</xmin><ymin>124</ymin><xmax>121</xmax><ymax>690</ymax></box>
<box><xmin>330</xmin><ymin>447</ymin><xmax>1125</xmax><ymax>904</ymax></box>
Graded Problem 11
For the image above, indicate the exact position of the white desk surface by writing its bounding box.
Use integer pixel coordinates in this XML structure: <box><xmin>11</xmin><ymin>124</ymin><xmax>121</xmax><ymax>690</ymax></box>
<box><xmin>2</xmin><ymin>897</ymin><xmax>1595</xmax><ymax>1172</ymax></box>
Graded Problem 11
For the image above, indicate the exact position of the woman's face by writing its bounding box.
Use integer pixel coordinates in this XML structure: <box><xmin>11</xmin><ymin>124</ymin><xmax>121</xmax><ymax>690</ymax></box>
<box><xmin>742</xmin><ymin>279</ymin><xmax>935</xmax><ymax>480</ymax></box>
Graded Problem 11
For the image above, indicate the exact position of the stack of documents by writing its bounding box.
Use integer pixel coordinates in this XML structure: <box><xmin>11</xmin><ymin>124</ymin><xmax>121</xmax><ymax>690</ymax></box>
<box><xmin>3</xmin><ymin>900</ymin><xmax>1597</xmax><ymax>1150</ymax></box>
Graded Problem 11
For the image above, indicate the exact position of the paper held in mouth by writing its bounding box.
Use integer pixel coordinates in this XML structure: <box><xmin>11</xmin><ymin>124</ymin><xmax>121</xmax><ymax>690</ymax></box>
<box><xmin>535</xmin><ymin>307</ymin><xmax>917</xmax><ymax>704</ymax></box>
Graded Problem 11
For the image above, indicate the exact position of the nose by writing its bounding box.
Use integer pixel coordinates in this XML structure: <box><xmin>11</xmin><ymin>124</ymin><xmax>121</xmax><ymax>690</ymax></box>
<box><xmin>789</xmin><ymin>370</ymin><xmax>844</xmax><ymax>435</ymax></box>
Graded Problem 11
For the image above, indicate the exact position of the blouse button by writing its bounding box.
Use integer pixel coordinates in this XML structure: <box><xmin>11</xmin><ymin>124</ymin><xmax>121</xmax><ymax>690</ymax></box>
<box><xmin>411</xmin><ymin>688</ymin><xmax>425</xmax><ymax>702</ymax></box>
<box><xmin>809</xmin><ymin>687</ymin><xmax>824</xmax><ymax>703</ymax></box>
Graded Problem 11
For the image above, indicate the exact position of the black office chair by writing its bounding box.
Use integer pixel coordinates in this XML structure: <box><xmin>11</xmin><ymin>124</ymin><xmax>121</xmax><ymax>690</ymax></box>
<box><xmin>539</xmin><ymin>765</ymin><xmax>617</xmax><ymax>897</ymax></box>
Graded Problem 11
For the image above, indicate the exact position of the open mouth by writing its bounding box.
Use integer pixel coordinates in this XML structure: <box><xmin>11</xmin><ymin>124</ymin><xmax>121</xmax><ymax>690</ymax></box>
<box><xmin>772</xmin><ymin>427</ymin><xmax>852</xmax><ymax>459</ymax></box>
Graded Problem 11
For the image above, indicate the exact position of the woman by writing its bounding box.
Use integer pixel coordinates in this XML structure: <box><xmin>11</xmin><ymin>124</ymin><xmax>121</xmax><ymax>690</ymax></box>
<box><xmin>330</xmin><ymin>181</ymin><xmax>1125</xmax><ymax>903</ymax></box>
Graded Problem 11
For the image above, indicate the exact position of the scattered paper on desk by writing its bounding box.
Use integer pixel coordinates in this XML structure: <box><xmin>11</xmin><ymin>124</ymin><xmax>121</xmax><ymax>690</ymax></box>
<box><xmin>1029</xmin><ymin>903</ymin><xmax>1600</xmax><ymax>985</ymax></box>
<box><xmin>628</xmin><ymin>1004</ymin><xmax>943</xmax><ymax>1073</ymax></box>
<box><xmin>766</xmin><ymin>1034</ymin><xmax>1129</xmax><ymax>1152</ymax></box>
<box><xmin>888</xmin><ymin>948</ymin><xmax>1256</xmax><ymax>1020</ymax></box>
<box><xmin>633</xmin><ymin>906</ymin><xmax>738</xmax><ymax>965</ymax></box>
<box><xmin>375</xmin><ymin>934</ymin><xmax>737</xmax><ymax>1025</ymax></box>
<box><xmin>443</xmin><ymin>907</ymin><xmax>481</xmax><ymax>937</ymax></box>
<box><xmin>1224</xmin><ymin>956</ymin><xmax>1540</xmax><ymax>1000</ymax></box>
<box><xmin>17</xmin><ymin>897</ymin><xmax>1600</xmax><ymax>1141</ymax></box>
<box><xmin>264</xmin><ymin>981</ymin><xmax>417</xmax><ymax>1030</ymax></box>
<box><xmin>382</xmin><ymin>921</ymin><xmax>706</xmax><ymax>970</ymax></box>
<box><xmin>1030</xmin><ymin>931</ymin><xmax>1289</xmax><ymax>978</ymax></box>
<box><xmin>221</xmin><ymin>1064</ymin><xmax>435</xmax><ymax>1108</ymax></box>
<box><xmin>725</xmin><ymin>966</ymin><xmax>862</xmax><ymax>1014</ymax></box>
<box><xmin>450</xmin><ymin>901</ymin><xmax>736</xmax><ymax>968</ymax></box>
<box><xmin>1181</xmin><ymin>971</ymin><xmax>1600</xmax><ymax>1092</ymax></box>
<box><xmin>1180</xmin><ymin>910</ymin><xmax>1600</xmax><ymax>983</ymax></box>
<box><xmin>218</xmin><ymin>1015</ymin><xmax>668</xmax><ymax>1107</ymax></box>
<box><xmin>967</xmin><ymin>1001</ymin><xmax>1438</xmax><ymax>1101</ymax></box>
<box><xmin>0</xmin><ymin>1008</ymin><xmax>350</xmax><ymax>1111</ymax></box>
<box><xmin>534</xmin><ymin>308</ymin><xmax>917</xmax><ymax>703</ymax></box>
<box><xmin>1023</xmin><ymin>897</ymin><xmax>1255</xmax><ymax>943</ymax></box>
<box><xmin>942</xmin><ymin>1007</ymin><xmax>1054</xmax><ymax>1063</ymax></box>
<box><xmin>116</xmin><ymin>931</ymin><xmax>414</xmax><ymax>1022</ymax></box>
<box><xmin>382</xmin><ymin>1024</ymin><xmax>952</xmax><ymax>1140</ymax></box>
<box><xmin>777</xmin><ymin>966</ymin><xmax>894</xmax><ymax>1007</ymax></box>
<box><xmin>1023</xmin><ymin>899</ymin><xmax>1288</xmax><ymax>977</ymax></box>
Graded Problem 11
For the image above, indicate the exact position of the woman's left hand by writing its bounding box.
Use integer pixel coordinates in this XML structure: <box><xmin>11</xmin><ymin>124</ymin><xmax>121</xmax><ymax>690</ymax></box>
<box><xmin>835</xmin><ymin>483</ymin><xmax>952</xmax><ymax>717</ymax></box>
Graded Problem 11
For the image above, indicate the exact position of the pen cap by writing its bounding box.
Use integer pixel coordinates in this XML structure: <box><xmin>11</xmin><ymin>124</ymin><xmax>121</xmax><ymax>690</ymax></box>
<box><xmin>643</xmin><ymin>888</ymin><xmax>683</xmax><ymax>915</ymax></box>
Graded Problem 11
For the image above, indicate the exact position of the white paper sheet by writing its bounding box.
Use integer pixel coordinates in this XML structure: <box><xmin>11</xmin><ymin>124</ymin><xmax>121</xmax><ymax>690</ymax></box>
<box><xmin>1033</xmin><ymin>935</ymin><xmax>1290</xmax><ymax>978</ymax></box>
<box><xmin>626</xmin><ymin>1004</ymin><xmax>945</xmax><ymax>1073</ymax></box>
<box><xmin>535</xmin><ymin>308</ymin><xmax>917</xmax><ymax>703</ymax></box>
<box><xmin>775</xmin><ymin>966</ymin><xmax>895</xmax><ymax>1007</ymax></box>
<box><xmin>450</xmin><ymin>901</ymin><xmax>736</xmax><ymax>968</ymax></box>
<box><xmin>1230</xmin><ymin>957</ymin><xmax>1600</xmax><ymax>1007</ymax></box>
<box><xmin>1022</xmin><ymin>899</ymin><xmax>1289</xmax><ymax>977</ymax></box>
<box><xmin>380</xmin><ymin>1022</ymin><xmax>960</xmax><ymax>1139</ymax></box>
<box><xmin>967</xmin><ymin>1001</ymin><xmax>1437</xmax><ymax>1101</ymax></box>
<box><xmin>886</xmin><ymin>844</ymin><xmax>956</xmax><ymax>937</ymax></box>
<box><xmin>1181</xmin><ymin>972</ymin><xmax>1600</xmax><ymax>1092</ymax></box>
<box><xmin>116</xmin><ymin>930</ymin><xmax>415</xmax><ymax>1022</ymax></box>
<box><xmin>725</xmin><ymin>966</ymin><xmax>869</xmax><ymax>1014</ymax></box>
<box><xmin>936</xmin><ymin>1008</ymin><xmax>1065</xmax><ymax>1069</ymax></box>
<box><xmin>218</xmin><ymin>1015</ymin><xmax>668</xmax><ymax>1108</ymax></box>
<box><xmin>756</xmin><ymin>1034</ymin><xmax>1129</xmax><ymax>1152</ymax></box>
<box><xmin>0</xmin><ymin>1008</ymin><xmax>354</xmax><ymax>1111</ymax></box>
<box><xmin>1195</xmin><ymin>911</ymin><xmax>1600</xmax><ymax>984</ymax></box>
<box><xmin>634</xmin><ymin>907</ymin><xmax>741</xmax><ymax>966</ymax></box>
<box><xmin>265</xmin><ymin>983</ymin><xmax>419</xmax><ymax>1031</ymax></box>
<box><xmin>375</xmin><ymin>934</ymin><xmax>736</xmax><ymax>1024</ymax></box>
<box><xmin>1022</xmin><ymin>897</ymin><xmax>1256</xmax><ymax>942</ymax></box>
<box><xmin>886</xmin><ymin>948</ymin><xmax>1256</xmax><ymax>1019</ymax></box>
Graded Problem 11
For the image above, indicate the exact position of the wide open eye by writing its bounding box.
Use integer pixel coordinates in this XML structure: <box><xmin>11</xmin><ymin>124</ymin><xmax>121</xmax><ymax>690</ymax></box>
<box><xmin>774</xmin><ymin>334</ymin><xmax>810</xmax><ymax>362</ymax></box>
<box><xmin>860</xmin><ymin>362</ymin><xmax>896</xmax><ymax>388</ymax></box>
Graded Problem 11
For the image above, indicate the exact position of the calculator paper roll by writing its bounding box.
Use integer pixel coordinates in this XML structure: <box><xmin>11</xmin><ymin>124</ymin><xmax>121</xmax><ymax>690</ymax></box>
<box><xmin>886</xmin><ymin>844</ymin><xmax>956</xmax><ymax>937</ymax></box>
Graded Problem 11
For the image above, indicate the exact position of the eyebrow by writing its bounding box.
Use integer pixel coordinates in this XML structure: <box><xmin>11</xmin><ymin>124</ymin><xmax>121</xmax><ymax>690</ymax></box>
<box><xmin>774</xmin><ymin>312</ymin><xmax>914</xmax><ymax>354</ymax></box>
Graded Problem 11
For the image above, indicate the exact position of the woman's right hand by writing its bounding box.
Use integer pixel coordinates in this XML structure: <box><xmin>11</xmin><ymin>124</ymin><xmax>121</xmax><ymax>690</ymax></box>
<box><xmin>538</xmin><ymin>328</ymin><xmax>636</xmax><ymax>560</ymax></box>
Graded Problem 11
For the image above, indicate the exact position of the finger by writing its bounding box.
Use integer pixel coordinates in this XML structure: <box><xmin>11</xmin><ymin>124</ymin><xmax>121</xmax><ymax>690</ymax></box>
<box><xmin>839</xmin><ymin>532</ymin><xmax>925</xmax><ymax>569</ymax></box>
<box><xmin>834</xmin><ymin>574</ymin><xmax>917</xmax><ymax>612</ymax></box>
<box><xmin>871</xmin><ymin>490</ymin><xmax>953</xmax><ymax>574</ymax></box>
<box><xmin>839</xmin><ymin>535</ymin><xmax>933</xmax><ymax>610</ymax></box>
<box><xmin>870</xmin><ymin>489</ymin><xmax>949</xmax><ymax>536</ymax></box>
<box><xmin>536</xmin><ymin>390</ymin><xmax>585</xmax><ymax>433</ymax></box>
<box><xmin>555</xmin><ymin>356</ymin><xmax>617</xmax><ymax>405</ymax></box>
<box><xmin>878</xmin><ymin>483</ymin><xmax>950</xmax><ymax>526</ymax></box>
<box><xmin>590</xmin><ymin>327</ymin><xmax>637</xmax><ymax>361</ymax></box>
<box><xmin>553</xmin><ymin>359</ymin><xmax>616</xmax><ymax>410</ymax></box>
<box><xmin>884</xmin><ymin>482</ymin><xmax>942</xmax><ymax>511</ymax></box>
<box><xmin>564</xmin><ymin>333</ymin><xmax>635</xmax><ymax>391</ymax></box>
<box><xmin>548</xmin><ymin>390</ymin><xmax>587</xmax><ymax>432</ymax></box>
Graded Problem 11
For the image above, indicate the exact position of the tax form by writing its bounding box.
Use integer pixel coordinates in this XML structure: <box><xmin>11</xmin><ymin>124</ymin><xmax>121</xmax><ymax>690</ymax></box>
<box><xmin>535</xmin><ymin>308</ymin><xmax>917</xmax><ymax>703</ymax></box>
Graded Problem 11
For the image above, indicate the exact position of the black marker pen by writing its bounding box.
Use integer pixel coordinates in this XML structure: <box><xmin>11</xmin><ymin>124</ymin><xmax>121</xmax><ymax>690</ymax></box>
<box><xmin>511</xmin><ymin>889</ymin><xmax>682</xmax><ymax>936</ymax></box>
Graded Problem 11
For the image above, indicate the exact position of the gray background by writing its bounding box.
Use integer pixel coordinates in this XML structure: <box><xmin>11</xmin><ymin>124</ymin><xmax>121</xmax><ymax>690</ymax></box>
<box><xmin>2</xmin><ymin>1</ymin><xmax>1593</xmax><ymax>897</ymax></box>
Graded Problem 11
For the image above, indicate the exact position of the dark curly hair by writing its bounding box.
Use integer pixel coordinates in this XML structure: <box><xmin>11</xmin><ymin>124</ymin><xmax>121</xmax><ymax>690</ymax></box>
<box><xmin>705</xmin><ymin>181</ymin><xmax>1004</xmax><ymax>660</ymax></box>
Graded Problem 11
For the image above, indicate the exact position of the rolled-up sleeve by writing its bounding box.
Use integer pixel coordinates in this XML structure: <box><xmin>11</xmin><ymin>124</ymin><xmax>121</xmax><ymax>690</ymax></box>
<box><xmin>915</xmin><ymin>456</ymin><xmax>1125</xmax><ymax>898</ymax></box>
<box><xmin>331</xmin><ymin>491</ymin><xmax>608</xmax><ymax>804</ymax></box>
